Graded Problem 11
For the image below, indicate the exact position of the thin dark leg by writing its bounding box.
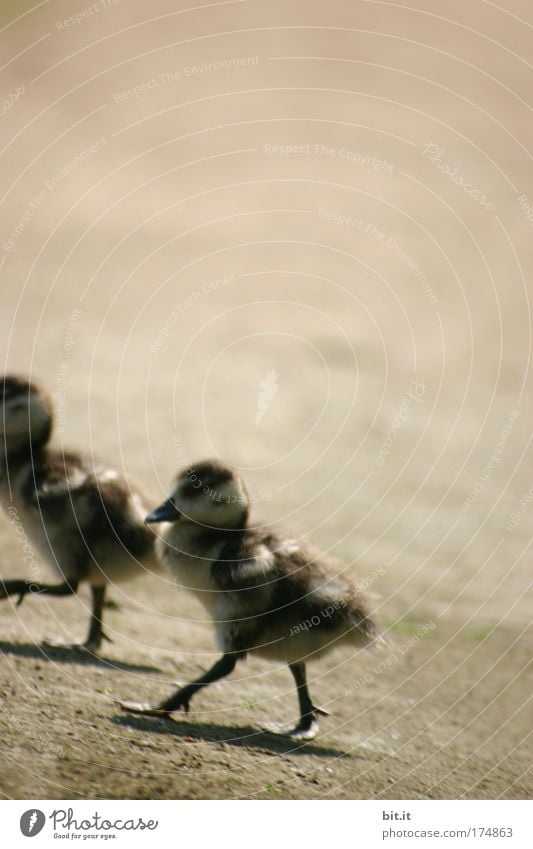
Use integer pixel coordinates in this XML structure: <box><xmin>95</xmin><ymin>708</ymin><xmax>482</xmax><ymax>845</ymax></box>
<box><xmin>285</xmin><ymin>662</ymin><xmax>330</xmax><ymax>739</ymax></box>
<box><xmin>119</xmin><ymin>653</ymin><xmax>240</xmax><ymax>717</ymax></box>
<box><xmin>0</xmin><ymin>577</ymin><xmax>79</xmax><ymax>606</ymax></box>
<box><xmin>290</xmin><ymin>662</ymin><xmax>315</xmax><ymax>728</ymax></box>
<box><xmin>83</xmin><ymin>585</ymin><xmax>111</xmax><ymax>652</ymax></box>
<box><xmin>160</xmin><ymin>653</ymin><xmax>238</xmax><ymax>712</ymax></box>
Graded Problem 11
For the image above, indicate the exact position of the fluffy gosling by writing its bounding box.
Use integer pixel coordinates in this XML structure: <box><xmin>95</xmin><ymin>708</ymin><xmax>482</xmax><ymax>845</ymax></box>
<box><xmin>0</xmin><ymin>375</ymin><xmax>159</xmax><ymax>651</ymax></box>
<box><xmin>119</xmin><ymin>459</ymin><xmax>380</xmax><ymax>740</ymax></box>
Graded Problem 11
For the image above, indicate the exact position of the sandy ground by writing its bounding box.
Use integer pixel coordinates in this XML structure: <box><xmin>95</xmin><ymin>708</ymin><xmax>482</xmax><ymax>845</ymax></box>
<box><xmin>0</xmin><ymin>0</ymin><xmax>532</xmax><ymax>800</ymax></box>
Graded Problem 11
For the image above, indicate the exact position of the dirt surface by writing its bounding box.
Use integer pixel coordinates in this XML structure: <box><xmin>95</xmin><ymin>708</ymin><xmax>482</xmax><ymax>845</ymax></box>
<box><xmin>0</xmin><ymin>0</ymin><xmax>532</xmax><ymax>800</ymax></box>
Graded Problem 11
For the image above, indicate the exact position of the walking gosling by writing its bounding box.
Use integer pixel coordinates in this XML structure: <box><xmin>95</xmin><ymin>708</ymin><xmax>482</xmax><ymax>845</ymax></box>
<box><xmin>0</xmin><ymin>375</ymin><xmax>160</xmax><ymax>651</ymax></box>
<box><xmin>119</xmin><ymin>459</ymin><xmax>380</xmax><ymax>740</ymax></box>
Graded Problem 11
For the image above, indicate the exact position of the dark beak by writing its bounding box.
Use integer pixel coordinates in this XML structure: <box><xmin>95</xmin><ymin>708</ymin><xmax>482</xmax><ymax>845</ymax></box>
<box><xmin>145</xmin><ymin>498</ymin><xmax>181</xmax><ymax>524</ymax></box>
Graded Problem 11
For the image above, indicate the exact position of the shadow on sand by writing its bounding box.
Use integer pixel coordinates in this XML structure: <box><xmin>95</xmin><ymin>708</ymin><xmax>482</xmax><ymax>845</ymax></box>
<box><xmin>111</xmin><ymin>712</ymin><xmax>355</xmax><ymax>758</ymax></box>
<box><xmin>0</xmin><ymin>640</ymin><xmax>162</xmax><ymax>674</ymax></box>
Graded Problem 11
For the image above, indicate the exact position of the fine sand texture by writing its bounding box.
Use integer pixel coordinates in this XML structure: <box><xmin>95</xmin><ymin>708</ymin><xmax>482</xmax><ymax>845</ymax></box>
<box><xmin>0</xmin><ymin>0</ymin><xmax>531</xmax><ymax>799</ymax></box>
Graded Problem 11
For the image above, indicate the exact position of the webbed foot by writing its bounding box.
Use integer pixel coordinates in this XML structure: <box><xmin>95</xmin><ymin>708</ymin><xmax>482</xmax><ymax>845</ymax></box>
<box><xmin>42</xmin><ymin>632</ymin><xmax>110</xmax><ymax>653</ymax></box>
<box><xmin>118</xmin><ymin>700</ymin><xmax>186</xmax><ymax>718</ymax></box>
<box><xmin>262</xmin><ymin>705</ymin><xmax>329</xmax><ymax>741</ymax></box>
<box><xmin>262</xmin><ymin>718</ymin><xmax>320</xmax><ymax>741</ymax></box>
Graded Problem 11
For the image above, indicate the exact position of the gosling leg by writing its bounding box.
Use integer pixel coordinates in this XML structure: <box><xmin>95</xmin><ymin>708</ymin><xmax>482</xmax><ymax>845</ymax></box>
<box><xmin>290</xmin><ymin>662</ymin><xmax>330</xmax><ymax>739</ymax></box>
<box><xmin>42</xmin><ymin>583</ymin><xmax>111</xmax><ymax>652</ymax></box>
<box><xmin>264</xmin><ymin>662</ymin><xmax>330</xmax><ymax>741</ymax></box>
<box><xmin>0</xmin><ymin>577</ymin><xmax>79</xmax><ymax>606</ymax></box>
<box><xmin>119</xmin><ymin>652</ymin><xmax>240</xmax><ymax>717</ymax></box>
<box><xmin>82</xmin><ymin>585</ymin><xmax>112</xmax><ymax>652</ymax></box>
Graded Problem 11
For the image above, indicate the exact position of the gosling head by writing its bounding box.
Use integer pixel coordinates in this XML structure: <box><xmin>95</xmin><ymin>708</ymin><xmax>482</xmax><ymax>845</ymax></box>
<box><xmin>146</xmin><ymin>459</ymin><xmax>250</xmax><ymax>530</ymax></box>
<box><xmin>0</xmin><ymin>375</ymin><xmax>54</xmax><ymax>455</ymax></box>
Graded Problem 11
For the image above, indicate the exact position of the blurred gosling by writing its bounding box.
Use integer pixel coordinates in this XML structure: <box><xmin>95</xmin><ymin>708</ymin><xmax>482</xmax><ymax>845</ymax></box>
<box><xmin>0</xmin><ymin>375</ymin><xmax>160</xmax><ymax>651</ymax></box>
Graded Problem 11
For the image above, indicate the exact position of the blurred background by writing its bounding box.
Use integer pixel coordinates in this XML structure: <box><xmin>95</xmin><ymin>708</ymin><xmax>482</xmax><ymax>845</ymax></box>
<box><xmin>0</xmin><ymin>0</ymin><xmax>531</xmax><ymax>800</ymax></box>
